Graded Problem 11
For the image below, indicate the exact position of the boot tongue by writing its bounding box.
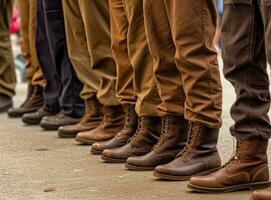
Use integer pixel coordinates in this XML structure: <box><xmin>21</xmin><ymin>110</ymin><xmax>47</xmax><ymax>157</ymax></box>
<box><xmin>130</xmin><ymin>118</ymin><xmax>145</xmax><ymax>145</ymax></box>
<box><xmin>153</xmin><ymin>116</ymin><xmax>169</xmax><ymax>152</ymax></box>
<box><xmin>82</xmin><ymin>100</ymin><xmax>94</xmax><ymax>120</ymax></box>
<box><xmin>176</xmin><ymin>123</ymin><xmax>200</xmax><ymax>158</ymax></box>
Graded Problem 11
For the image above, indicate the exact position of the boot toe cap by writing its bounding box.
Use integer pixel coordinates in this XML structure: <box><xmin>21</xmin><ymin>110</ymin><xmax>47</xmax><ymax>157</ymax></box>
<box><xmin>189</xmin><ymin>175</ymin><xmax>224</xmax><ymax>189</ymax></box>
<box><xmin>251</xmin><ymin>190</ymin><xmax>271</xmax><ymax>200</ymax></box>
<box><xmin>102</xmin><ymin>149</ymin><xmax>116</xmax><ymax>158</ymax></box>
<box><xmin>75</xmin><ymin>131</ymin><xmax>96</xmax><ymax>144</ymax></box>
<box><xmin>102</xmin><ymin>146</ymin><xmax>129</xmax><ymax>160</ymax></box>
<box><xmin>58</xmin><ymin>125</ymin><xmax>79</xmax><ymax>134</ymax></box>
<box><xmin>92</xmin><ymin>142</ymin><xmax>104</xmax><ymax>151</ymax></box>
<box><xmin>126</xmin><ymin>156</ymin><xmax>142</xmax><ymax>166</ymax></box>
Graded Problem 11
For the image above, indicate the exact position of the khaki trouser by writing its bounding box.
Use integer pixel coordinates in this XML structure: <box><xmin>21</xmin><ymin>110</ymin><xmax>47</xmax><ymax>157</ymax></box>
<box><xmin>0</xmin><ymin>0</ymin><xmax>16</xmax><ymax>97</ymax></box>
<box><xmin>19</xmin><ymin>0</ymin><xmax>45</xmax><ymax>87</ymax></box>
<box><xmin>144</xmin><ymin>0</ymin><xmax>222</xmax><ymax>128</ymax></box>
<box><xmin>62</xmin><ymin>0</ymin><xmax>120</xmax><ymax>106</ymax></box>
<box><xmin>109</xmin><ymin>0</ymin><xmax>161</xmax><ymax>116</ymax></box>
<box><xmin>222</xmin><ymin>0</ymin><xmax>271</xmax><ymax>139</ymax></box>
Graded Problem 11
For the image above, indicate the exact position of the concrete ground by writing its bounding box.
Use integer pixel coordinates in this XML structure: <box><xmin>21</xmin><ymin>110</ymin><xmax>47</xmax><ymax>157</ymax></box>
<box><xmin>1</xmin><ymin>71</ymin><xmax>271</xmax><ymax>200</ymax></box>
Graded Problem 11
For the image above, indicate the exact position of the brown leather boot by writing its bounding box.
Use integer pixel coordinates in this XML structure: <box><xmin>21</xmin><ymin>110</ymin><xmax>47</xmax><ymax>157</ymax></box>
<box><xmin>251</xmin><ymin>187</ymin><xmax>271</xmax><ymax>200</ymax></box>
<box><xmin>91</xmin><ymin>104</ymin><xmax>138</xmax><ymax>155</ymax></box>
<box><xmin>154</xmin><ymin>122</ymin><xmax>221</xmax><ymax>181</ymax></box>
<box><xmin>58</xmin><ymin>96</ymin><xmax>103</xmax><ymax>138</ymax></box>
<box><xmin>75</xmin><ymin>105</ymin><xmax>125</xmax><ymax>144</ymax></box>
<box><xmin>101</xmin><ymin>116</ymin><xmax>161</xmax><ymax>163</ymax></box>
<box><xmin>8</xmin><ymin>85</ymin><xmax>43</xmax><ymax>118</ymax></box>
<box><xmin>125</xmin><ymin>115</ymin><xmax>189</xmax><ymax>171</ymax></box>
<box><xmin>0</xmin><ymin>94</ymin><xmax>13</xmax><ymax>113</ymax></box>
<box><xmin>22</xmin><ymin>108</ymin><xmax>57</xmax><ymax>125</ymax></box>
<box><xmin>188</xmin><ymin>139</ymin><xmax>270</xmax><ymax>193</ymax></box>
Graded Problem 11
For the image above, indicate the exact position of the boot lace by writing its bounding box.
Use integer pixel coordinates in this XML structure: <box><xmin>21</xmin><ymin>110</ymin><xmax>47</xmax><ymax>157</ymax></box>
<box><xmin>123</xmin><ymin>106</ymin><xmax>131</xmax><ymax>129</ymax></box>
<box><xmin>129</xmin><ymin>117</ymin><xmax>145</xmax><ymax>145</ymax></box>
<box><xmin>176</xmin><ymin>123</ymin><xmax>201</xmax><ymax>159</ymax></box>
<box><xmin>153</xmin><ymin>115</ymin><xmax>170</xmax><ymax>152</ymax></box>
<box><xmin>100</xmin><ymin>106</ymin><xmax>111</xmax><ymax>126</ymax></box>
<box><xmin>224</xmin><ymin>139</ymin><xmax>247</xmax><ymax>169</ymax></box>
<box><xmin>80</xmin><ymin>99</ymin><xmax>94</xmax><ymax>123</ymax></box>
<box><xmin>24</xmin><ymin>87</ymin><xmax>39</xmax><ymax>107</ymax></box>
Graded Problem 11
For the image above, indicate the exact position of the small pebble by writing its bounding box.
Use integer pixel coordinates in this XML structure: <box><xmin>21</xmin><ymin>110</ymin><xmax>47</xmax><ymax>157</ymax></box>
<box><xmin>44</xmin><ymin>187</ymin><xmax>56</xmax><ymax>192</ymax></box>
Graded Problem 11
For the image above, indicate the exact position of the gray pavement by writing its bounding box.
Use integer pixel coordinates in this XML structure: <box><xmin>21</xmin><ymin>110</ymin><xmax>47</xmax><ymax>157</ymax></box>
<box><xmin>1</xmin><ymin>72</ymin><xmax>271</xmax><ymax>200</ymax></box>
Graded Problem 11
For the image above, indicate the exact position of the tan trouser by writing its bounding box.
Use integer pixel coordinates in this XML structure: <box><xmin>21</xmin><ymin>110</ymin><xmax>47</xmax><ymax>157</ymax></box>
<box><xmin>62</xmin><ymin>0</ymin><xmax>120</xmax><ymax>106</ymax></box>
<box><xmin>0</xmin><ymin>0</ymin><xmax>16</xmax><ymax>97</ymax></box>
<box><xmin>19</xmin><ymin>0</ymin><xmax>45</xmax><ymax>87</ymax></box>
<box><xmin>109</xmin><ymin>0</ymin><xmax>161</xmax><ymax>116</ymax></box>
<box><xmin>144</xmin><ymin>0</ymin><xmax>222</xmax><ymax>128</ymax></box>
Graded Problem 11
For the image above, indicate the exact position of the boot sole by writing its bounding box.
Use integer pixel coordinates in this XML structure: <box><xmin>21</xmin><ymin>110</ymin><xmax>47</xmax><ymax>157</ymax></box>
<box><xmin>58</xmin><ymin>132</ymin><xmax>77</xmax><ymax>139</ymax></box>
<box><xmin>0</xmin><ymin>103</ymin><xmax>12</xmax><ymax>113</ymax></box>
<box><xmin>125</xmin><ymin>163</ymin><xmax>155</xmax><ymax>171</ymax></box>
<box><xmin>90</xmin><ymin>148</ymin><xmax>103</xmax><ymax>155</ymax></box>
<box><xmin>101</xmin><ymin>155</ymin><xmax>126</xmax><ymax>163</ymax></box>
<box><xmin>187</xmin><ymin>181</ymin><xmax>271</xmax><ymax>193</ymax></box>
<box><xmin>153</xmin><ymin>167</ymin><xmax>221</xmax><ymax>181</ymax></box>
<box><xmin>8</xmin><ymin>107</ymin><xmax>40</xmax><ymax>118</ymax></box>
<box><xmin>8</xmin><ymin>112</ymin><xmax>24</xmax><ymax>118</ymax></box>
<box><xmin>75</xmin><ymin>137</ymin><xmax>97</xmax><ymax>145</ymax></box>
<box><xmin>40</xmin><ymin>124</ymin><xmax>59</xmax><ymax>131</ymax></box>
<box><xmin>22</xmin><ymin>117</ymin><xmax>41</xmax><ymax>125</ymax></box>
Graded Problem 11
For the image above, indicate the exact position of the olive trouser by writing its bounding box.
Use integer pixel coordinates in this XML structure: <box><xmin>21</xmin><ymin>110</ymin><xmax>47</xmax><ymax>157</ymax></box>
<box><xmin>144</xmin><ymin>0</ymin><xmax>222</xmax><ymax>128</ymax></box>
<box><xmin>0</xmin><ymin>0</ymin><xmax>16</xmax><ymax>97</ymax></box>
<box><xmin>62</xmin><ymin>0</ymin><xmax>120</xmax><ymax>106</ymax></box>
<box><xmin>223</xmin><ymin>0</ymin><xmax>271</xmax><ymax>139</ymax></box>
<box><xmin>19</xmin><ymin>0</ymin><xmax>45</xmax><ymax>87</ymax></box>
<box><xmin>109</xmin><ymin>0</ymin><xmax>161</xmax><ymax>116</ymax></box>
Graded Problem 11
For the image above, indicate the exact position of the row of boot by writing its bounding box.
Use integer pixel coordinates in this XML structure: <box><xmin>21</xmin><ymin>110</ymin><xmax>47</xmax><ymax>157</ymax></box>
<box><xmin>8</xmin><ymin>84</ymin><xmax>82</xmax><ymax>130</ymax></box>
<box><xmin>6</xmin><ymin>86</ymin><xmax>271</xmax><ymax>199</ymax></box>
<box><xmin>61</xmin><ymin>102</ymin><xmax>271</xmax><ymax>200</ymax></box>
<box><xmin>62</xmin><ymin>102</ymin><xmax>222</xmax><ymax>182</ymax></box>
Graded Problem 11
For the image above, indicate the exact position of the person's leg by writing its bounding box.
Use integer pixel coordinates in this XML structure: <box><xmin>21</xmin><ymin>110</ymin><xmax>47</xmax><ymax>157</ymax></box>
<box><xmin>15</xmin><ymin>0</ymin><xmax>36</xmax><ymax>109</ymax></box>
<box><xmin>61</xmin><ymin>0</ymin><xmax>100</xmax><ymax>101</ymax></box>
<box><xmin>75</xmin><ymin>0</ymin><xmax>126</xmax><ymax>144</ymax></box>
<box><xmin>107</xmin><ymin>0</ymin><xmax>184</xmax><ymax>168</ymax></box>
<box><xmin>42</xmin><ymin>0</ymin><xmax>84</xmax><ymax>117</ymax></box>
<box><xmin>144</xmin><ymin>0</ymin><xmax>185</xmax><ymax>118</ymax></box>
<box><xmin>8</xmin><ymin>0</ymin><xmax>44</xmax><ymax>117</ymax></box>
<box><xmin>152</xmin><ymin>0</ymin><xmax>222</xmax><ymax>180</ymax></box>
<box><xmin>35</xmin><ymin>0</ymin><xmax>61</xmax><ymax>114</ymax></box>
<box><xmin>22</xmin><ymin>0</ymin><xmax>61</xmax><ymax>125</ymax></box>
<box><xmin>90</xmin><ymin>0</ymin><xmax>138</xmax><ymax>154</ymax></box>
<box><xmin>109</xmin><ymin>0</ymin><xmax>136</xmax><ymax>106</ymax></box>
<box><xmin>119</xmin><ymin>1</ymin><xmax>188</xmax><ymax>170</ymax></box>
<box><xmin>188</xmin><ymin>0</ymin><xmax>270</xmax><ymax>193</ymax></box>
<box><xmin>37</xmin><ymin>0</ymin><xmax>86</xmax><ymax>130</ymax></box>
<box><xmin>250</xmin><ymin>1</ymin><xmax>271</xmax><ymax>199</ymax></box>
<box><xmin>62</xmin><ymin>0</ymin><xmax>124</xmax><ymax>141</ymax></box>
<box><xmin>28</xmin><ymin>0</ymin><xmax>45</xmax><ymax>88</ymax></box>
<box><xmin>78</xmin><ymin>0</ymin><xmax>120</xmax><ymax>106</ymax></box>
<box><xmin>18</xmin><ymin>0</ymin><xmax>33</xmax><ymax>83</ymax></box>
<box><xmin>124</xmin><ymin>0</ymin><xmax>161</xmax><ymax>117</ymax></box>
<box><xmin>166</xmin><ymin>0</ymin><xmax>222</xmax><ymax>128</ymax></box>
<box><xmin>0</xmin><ymin>0</ymin><xmax>16</xmax><ymax>112</ymax></box>
<box><xmin>94</xmin><ymin>0</ymin><xmax>162</xmax><ymax>161</ymax></box>
<box><xmin>59</xmin><ymin>0</ymin><xmax>103</xmax><ymax>136</ymax></box>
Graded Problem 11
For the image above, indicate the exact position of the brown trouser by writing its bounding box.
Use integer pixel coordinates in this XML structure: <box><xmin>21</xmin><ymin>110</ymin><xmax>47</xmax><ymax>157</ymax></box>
<box><xmin>19</xmin><ymin>0</ymin><xmax>45</xmax><ymax>87</ymax></box>
<box><xmin>62</xmin><ymin>0</ymin><xmax>120</xmax><ymax>106</ymax></box>
<box><xmin>144</xmin><ymin>0</ymin><xmax>222</xmax><ymax>128</ymax></box>
<box><xmin>109</xmin><ymin>0</ymin><xmax>161</xmax><ymax>116</ymax></box>
<box><xmin>0</xmin><ymin>0</ymin><xmax>16</xmax><ymax>97</ymax></box>
<box><xmin>223</xmin><ymin>0</ymin><xmax>271</xmax><ymax>139</ymax></box>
